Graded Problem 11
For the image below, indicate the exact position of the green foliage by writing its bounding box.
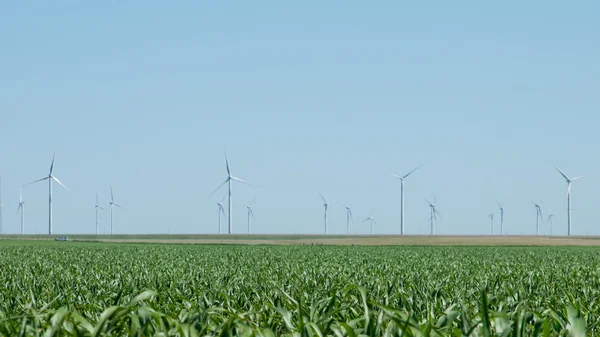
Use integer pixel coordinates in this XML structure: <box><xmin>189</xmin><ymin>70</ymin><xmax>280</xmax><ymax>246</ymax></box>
<box><xmin>0</xmin><ymin>242</ymin><xmax>599</xmax><ymax>336</ymax></box>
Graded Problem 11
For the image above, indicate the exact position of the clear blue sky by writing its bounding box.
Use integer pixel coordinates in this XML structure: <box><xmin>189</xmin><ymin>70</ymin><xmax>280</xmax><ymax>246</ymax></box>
<box><xmin>1</xmin><ymin>1</ymin><xmax>599</xmax><ymax>235</ymax></box>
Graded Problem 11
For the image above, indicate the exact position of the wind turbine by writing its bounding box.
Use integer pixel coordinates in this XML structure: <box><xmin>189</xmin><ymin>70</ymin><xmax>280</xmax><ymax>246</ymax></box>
<box><xmin>25</xmin><ymin>153</ymin><xmax>68</xmax><ymax>235</ymax></box>
<box><xmin>488</xmin><ymin>213</ymin><xmax>494</xmax><ymax>236</ymax></box>
<box><xmin>209</xmin><ymin>155</ymin><xmax>253</xmax><ymax>235</ymax></box>
<box><xmin>17</xmin><ymin>187</ymin><xmax>24</xmax><ymax>235</ymax></box>
<box><xmin>548</xmin><ymin>209</ymin><xmax>554</xmax><ymax>236</ymax></box>
<box><xmin>497</xmin><ymin>202</ymin><xmax>504</xmax><ymax>235</ymax></box>
<box><xmin>425</xmin><ymin>197</ymin><xmax>440</xmax><ymax>235</ymax></box>
<box><xmin>214</xmin><ymin>195</ymin><xmax>226</xmax><ymax>234</ymax></box>
<box><xmin>343</xmin><ymin>204</ymin><xmax>353</xmax><ymax>235</ymax></box>
<box><xmin>362</xmin><ymin>212</ymin><xmax>376</xmax><ymax>235</ymax></box>
<box><xmin>319</xmin><ymin>193</ymin><xmax>328</xmax><ymax>234</ymax></box>
<box><xmin>554</xmin><ymin>166</ymin><xmax>583</xmax><ymax>236</ymax></box>
<box><xmin>108</xmin><ymin>186</ymin><xmax>123</xmax><ymax>235</ymax></box>
<box><xmin>246</xmin><ymin>197</ymin><xmax>256</xmax><ymax>234</ymax></box>
<box><xmin>533</xmin><ymin>201</ymin><xmax>543</xmax><ymax>235</ymax></box>
<box><xmin>391</xmin><ymin>163</ymin><xmax>425</xmax><ymax>235</ymax></box>
<box><xmin>94</xmin><ymin>193</ymin><xmax>106</xmax><ymax>235</ymax></box>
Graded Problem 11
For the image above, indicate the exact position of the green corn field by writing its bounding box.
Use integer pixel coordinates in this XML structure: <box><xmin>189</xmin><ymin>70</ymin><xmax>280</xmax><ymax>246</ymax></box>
<box><xmin>0</xmin><ymin>241</ymin><xmax>599</xmax><ymax>336</ymax></box>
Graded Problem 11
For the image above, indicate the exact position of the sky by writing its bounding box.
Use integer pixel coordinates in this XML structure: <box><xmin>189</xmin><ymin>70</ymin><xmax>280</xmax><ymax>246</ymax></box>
<box><xmin>1</xmin><ymin>1</ymin><xmax>599</xmax><ymax>236</ymax></box>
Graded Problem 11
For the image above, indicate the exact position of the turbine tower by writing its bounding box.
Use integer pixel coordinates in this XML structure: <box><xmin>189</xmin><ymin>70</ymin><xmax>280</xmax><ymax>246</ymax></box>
<box><xmin>209</xmin><ymin>155</ymin><xmax>253</xmax><ymax>234</ymax></box>
<box><xmin>554</xmin><ymin>166</ymin><xmax>583</xmax><ymax>236</ymax></box>
<box><xmin>94</xmin><ymin>193</ymin><xmax>106</xmax><ymax>235</ymax></box>
<box><xmin>343</xmin><ymin>204</ymin><xmax>353</xmax><ymax>235</ymax></box>
<box><xmin>363</xmin><ymin>215</ymin><xmax>376</xmax><ymax>235</ymax></box>
<box><xmin>26</xmin><ymin>153</ymin><xmax>68</xmax><ymax>235</ymax></box>
<box><xmin>319</xmin><ymin>193</ymin><xmax>328</xmax><ymax>234</ymax></box>
<box><xmin>547</xmin><ymin>209</ymin><xmax>554</xmax><ymax>236</ymax></box>
<box><xmin>425</xmin><ymin>197</ymin><xmax>439</xmax><ymax>235</ymax></box>
<box><xmin>17</xmin><ymin>187</ymin><xmax>25</xmax><ymax>235</ymax></box>
<box><xmin>214</xmin><ymin>195</ymin><xmax>226</xmax><ymax>234</ymax></box>
<box><xmin>108</xmin><ymin>186</ymin><xmax>123</xmax><ymax>235</ymax></box>
<box><xmin>497</xmin><ymin>202</ymin><xmax>504</xmax><ymax>235</ymax></box>
<box><xmin>533</xmin><ymin>201</ymin><xmax>543</xmax><ymax>235</ymax></box>
<box><xmin>391</xmin><ymin>163</ymin><xmax>425</xmax><ymax>235</ymax></box>
<box><xmin>488</xmin><ymin>213</ymin><xmax>494</xmax><ymax>235</ymax></box>
<box><xmin>246</xmin><ymin>197</ymin><xmax>256</xmax><ymax>234</ymax></box>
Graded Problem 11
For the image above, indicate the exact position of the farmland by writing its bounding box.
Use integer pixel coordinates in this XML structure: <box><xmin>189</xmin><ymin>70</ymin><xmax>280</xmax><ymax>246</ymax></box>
<box><xmin>0</xmin><ymin>241</ymin><xmax>599</xmax><ymax>336</ymax></box>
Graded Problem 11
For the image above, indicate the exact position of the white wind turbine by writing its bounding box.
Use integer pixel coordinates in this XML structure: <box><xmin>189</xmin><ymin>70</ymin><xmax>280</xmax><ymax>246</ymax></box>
<box><xmin>548</xmin><ymin>209</ymin><xmax>554</xmax><ymax>236</ymax></box>
<box><xmin>214</xmin><ymin>195</ymin><xmax>226</xmax><ymax>234</ymax></box>
<box><xmin>108</xmin><ymin>186</ymin><xmax>123</xmax><ymax>235</ymax></box>
<box><xmin>363</xmin><ymin>214</ymin><xmax>376</xmax><ymax>235</ymax></box>
<box><xmin>343</xmin><ymin>204</ymin><xmax>353</xmax><ymax>235</ymax></box>
<box><xmin>209</xmin><ymin>155</ymin><xmax>253</xmax><ymax>235</ymax></box>
<box><xmin>425</xmin><ymin>198</ymin><xmax>439</xmax><ymax>235</ymax></box>
<box><xmin>17</xmin><ymin>187</ymin><xmax>25</xmax><ymax>235</ymax></box>
<box><xmin>497</xmin><ymin>202</ymin><xmax>504</xmax><ymax>235</ymax></box>
<box><xmin>246</xmin><ymin>197</ymin><xmax>256</xmax><ymax>234</ymax></box>
<box><xmin>319</xmin><ymin>193</ymin><xmax>329</xmax><ymax>234</ymax></box>
<box><xmin>94</xmin><ymin>193</ymin><xmax>106</xmax><ymax>235</ymax></box>
<box><xmin>554</xmin><ymin>166</ymin><xmax>583</xmax><ymax>236</ymax></box>
<box><xmin>533</xmin><ymin>201</ymin><xmax>543</xmax><ymax>235</ymax></box>
<box><xmin>488</xmin><ymin>213</ymin><xmax>494</xmax><ymax>235</ymax></box>
<box><xmin>391</xmin><ymin>163</ymin><xmax>425</xmax><ymax>235</ymax></box>
<box><xmin>26</xmin><ymin>154</ymin><xmax>68</xmax><ymax>235</ymax></box>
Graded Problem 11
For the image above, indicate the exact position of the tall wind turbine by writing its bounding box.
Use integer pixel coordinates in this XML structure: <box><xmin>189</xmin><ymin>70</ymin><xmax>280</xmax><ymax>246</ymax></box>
<box><xmin>214</xmin><ymin>195</ymin><xmax>226</xmax><ymax>234</ymax></box>
<box><xmin>26</xmin><ymin>154</ymin><xmax>68</xmax><ymax>235</ymax></box>
<box><xmin>363</xmin><ymin>215</ymin><xmax>376</xmax><ymax>235</ymax></box>
<box><xmin>497</xmin><ymin>202</ymin><xmax>504</xmax><ymax>235</ymax></box>
<box><xmin>94</xmin><ymin>193</ymin><xmax>106</xmax><ymax>235</ymax></box>
<box><xmin>533</xmin><ymin>201</ymin><xmax>543</xmax><ymax>235</ymax></box>
<box><xmin>425</xmin><ymin>197</ymin><xmax>439</xmax><ymax>235</ymax></box>
<box><xmin>319</xmin><ymin>193</ymin><xmax>328</xmax><ymax>234</ymax></box>
<box><xmin>343</xmin><ymin>204</ymin><xmax>353</xmax><ymax>235</ymax></box>
<box><xmin>209</xmin><ymin>155</ymin><xmax>253</xmax><ymax>235</ymax></box>
<box><xmin>108</xmin><ymin>186</ymin><xmax>123</xmax><ymax>235</ymax></box>
<box><xmin>17</xmin><ymin>187</ymin><xmax>24</xmax><ymax>235</ymax></box>
<box><xmin>246</xmin><ymin>197</ymin><xmax>256</xmax><ymax>234</ymax></box>
<box><xmin>554</xmin><ymin>166</ymin><xmax>583</xmax><ymax>236</ymax></box>
<box><xmin>391</xmin><ymin>163</ymin><xmax>425</xmax><ymax>235</ymax></box>
<box><xmin>548</xmin><ymin>209</ymin><xmax>554</xmax><ymax>236</ymax></box>
<box><xmin>488</xmin><ymin>213</ymin><xmax>495</xmax><ymax>235</ymax></box>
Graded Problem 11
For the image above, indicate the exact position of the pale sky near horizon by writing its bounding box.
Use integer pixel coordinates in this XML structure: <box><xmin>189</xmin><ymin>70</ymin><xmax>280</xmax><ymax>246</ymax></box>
<box><xmin>1</xmin><ymin>1</ymin><xmax>599</xmax><ymax>236</ymax></box>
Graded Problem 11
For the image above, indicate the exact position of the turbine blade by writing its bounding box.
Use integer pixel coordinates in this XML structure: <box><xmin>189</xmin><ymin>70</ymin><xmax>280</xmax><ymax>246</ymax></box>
<box><xmin>16</xmin><ymin>203</ymin><xmax>22</xmax><ymax>214</ymax></box>
<box><xmin>225</xmin><ymin>154</ymin><xmax>231</xmax><ymax>176</ymax></box>
<box><xmin>250</xmin><ymin>208</ymin><xmax>255</xmax><ymax>219</ymax></box>
<box><xmin>114</xmin><ymin>203</ymin><xmax>124</xmax><ymax>209</ymax></box>
<box><xmin>362</xmin><ymin>217</ymin><xmax>370</xmax><ymax>223</ymax></box>
<box><xmin>52</xmin><ymin>176</ymin><xmax>68</xmax><ymax>190</ymax></box>
<box><xmin>497</xmin><ymin>201</ymin><xmax>502</xmax><ymax>208</ymax></box>
<box><xmin>25</xmin><ymin>177</ymin><xmax>49</xmax><ymax>186</ymax></box>
<box><xmin>553</xmin><ymin>165</ymin><xmax>571</xmax><ymax>181</ymax></box>
<box><xmin>571</xmin><ymin>176</ymin><xmax>583</xmax><ymax>181</ymax></box>
<box><xmin>390</xmin><ymin>173</ymin><xmax>402</xmax><ymax>179</ymax></box>
<box><xmin>424</xmin><ymin>198</ymin><xmax>431</xmax><ymax>205</ymax></box>
<box><xmin>319</xmin><ymin>193</ymin><xmax>327</xmax><ymax>204</ymax></box>
<box><xmin>110</xmin><ymin>186</ymin><xmax>114</xmax><ymax>202</ymax></box>
<box><xmin>403</xmin><ymin>162</ymin><xmax>426</xmax><ymax>179</ymax></box>
<box><xmin>208</xmin><ymin>179</ymin><xmax>229</xmax><ymax>198</ymax></box>
<box><xmin>231</xmin><ymin>176</ymin><xmax>255</xmax><ymax>187</ymax></box>
<box><xmin>250</xmin><ymin>197</ymin><xmax>256</xmax><ymax>205</ymax></box>
<box><xmin>49</xmin><ymin>152</ymin><xmax>56</xmax><ymax>174</ymax></box>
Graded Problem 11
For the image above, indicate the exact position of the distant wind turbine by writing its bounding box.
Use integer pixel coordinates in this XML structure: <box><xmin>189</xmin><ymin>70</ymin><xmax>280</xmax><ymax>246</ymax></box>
<box><xmin>391</xmin><ymin>163</ymin><xmax>425</xmax><ymax>235</ymax></box>
<box><xmin>109</xmin><ymin>186</ymin><xmax>123</xmax><ymax>235</ymax></box>
<box><xmin>533</xmin><ymin>201</ymin><xmax>543</xmax><ymax>235</ymax></box>
<box><xmin>214</xmin><ymin>195</ymin><xmax>226</xmax><ymax>234</ymax></box>
<box><xmin>425</xmin><ymin>197</ymin><xmax>440</xmax><ymax>235</ymax></box>
<box><xmin>363</xmin><ymin>215</ymin><xmax>376</xmax><ymax>235</ymax></box>
<box><xmin>343</xmin><ymin>204</ymin><xmax>353</xmax><ymax>235</ymax></box>
<box><xmin>247</xmin><ymin>197</ymin><xmax>256</xmax><ymax>234</ymax></box>
<box><xmin>554</xmin><ymin>166</ymin><xmax>583</xmax><ymax>236</ymax></box>
<box><xmin>17</xmin><ymin>187</ymin><xmax>24</xmax><ymax>235</ymax></box>
<box><xmin>209</xmin><ymin>155</ymin><xmax>253</xmax><ymax>234</ymax></box>
<box><xmin>25</xmin><ymin>153</ymin><xmax>68</xmax><ymax>235</ymax></box>
<box><xmin>497</xmin><ymin>202</ymin><xmax>504</xmax><ymax>235</ymax></box>
<box><xmin>548</xmin><ymin>209</ymin><xmax>554</xmax><ymax>236</ymax></box>
<box><xmin>488</xmin><ymin>213</ymin><xmax>494</xmax><ymax>235</ymax></box>
<box><xmin>94</xmin><ymin>193</ymin><xmax>106</xmax><ymax>235</ymax></box>
<box><xmin>319</xmin><ymin>193</ymin><xmax>328</xmax><ymax>234</ymax></box>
